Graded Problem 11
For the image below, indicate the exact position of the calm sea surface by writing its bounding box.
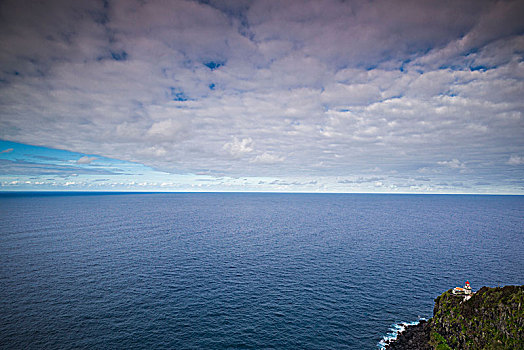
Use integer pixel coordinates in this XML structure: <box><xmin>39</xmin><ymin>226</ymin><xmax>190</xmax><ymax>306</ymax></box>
<box><xmin>0</xmin><ymin>193</ymin><xmax>523</xmax><ymax>349</ymax></box>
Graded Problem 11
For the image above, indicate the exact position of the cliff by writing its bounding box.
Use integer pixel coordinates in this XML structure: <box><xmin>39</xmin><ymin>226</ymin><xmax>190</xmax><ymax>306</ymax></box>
<box><xmin>385</xmin><ymin>285</ymin><xmax>524</xmax><ymax>350</ymax></box>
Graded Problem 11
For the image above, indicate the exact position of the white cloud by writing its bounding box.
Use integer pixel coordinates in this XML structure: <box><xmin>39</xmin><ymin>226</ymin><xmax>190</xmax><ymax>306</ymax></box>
<box><xmin>136</xmin><ymin>146</ymin><xmax>167</xmax><ymax>157</ymax></box>
<box><xmin>250</xmin><ymin>152</ymin><xmax>285</xmax><ymax>164</ymax></box>
<box><xmin>507</xmin><ymin>155</ymin><xmax>524</xmax><ymax>165</ymax></box>
<box><xmin>146</xmin><ymin>118</ymin><xmax>189</xmax><ymax>142</ymax></box>
<box><xmin>223</xmin><ymin>137</ymin><xmax>254</xmax><ymax>157</ymax></box>
<box><xmin>76</xmin><ymin>156</ymin><xmax>97</xmax><ymax>164</ymax></box>
<box><xmin>437</xmin><ymin>159</ymin><xmax>466</xmax><ymax>169</ymax></box>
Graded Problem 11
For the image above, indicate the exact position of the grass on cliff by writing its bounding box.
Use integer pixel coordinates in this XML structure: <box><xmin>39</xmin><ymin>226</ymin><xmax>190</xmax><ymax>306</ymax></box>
<box><xmin>430</xmin><ymin>286</ymin><xmax>524</xmax><ymax>350</ymax></box>
<box><xmin>429</xmin><ymin>332</ymin><xmax>451</xmax><ymax>350</ymax></box>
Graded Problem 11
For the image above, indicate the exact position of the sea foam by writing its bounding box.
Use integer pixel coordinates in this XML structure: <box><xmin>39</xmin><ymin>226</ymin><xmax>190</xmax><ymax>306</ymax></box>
<box><xmin>377</xmin><ymin>318</ymin><xmax>427</xmax><ymax>349</ymax></box>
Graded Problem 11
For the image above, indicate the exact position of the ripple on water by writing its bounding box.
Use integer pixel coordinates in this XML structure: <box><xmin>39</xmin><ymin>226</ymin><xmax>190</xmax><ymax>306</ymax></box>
<box><xmin>0</xmin><ymin>193</ymin><xmax>523</xmax><ymax>349</ymax></box>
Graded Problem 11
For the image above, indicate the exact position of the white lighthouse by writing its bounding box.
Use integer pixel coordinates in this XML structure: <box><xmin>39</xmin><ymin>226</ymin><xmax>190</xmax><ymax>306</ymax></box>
<box><xmin>453</xmin><ymin>280</ymin><xmax>473</xmax><ymax>295</ymax></box>
<box><xmin>464</xmin><ymin>280</ymin><xmax>472</xmax><ymax>295</ymax></box>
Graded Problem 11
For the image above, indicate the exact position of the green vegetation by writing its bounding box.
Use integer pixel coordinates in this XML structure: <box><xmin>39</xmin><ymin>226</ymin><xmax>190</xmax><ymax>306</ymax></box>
<box><xmin>428</xmin><ymin>286</ymin><xmax>524</xmax><ymax>350</ymax></box>
<box><xmin>429</xmin><ymin>332</ymin><xmax>451</xmax><ymax>350</ymax></box>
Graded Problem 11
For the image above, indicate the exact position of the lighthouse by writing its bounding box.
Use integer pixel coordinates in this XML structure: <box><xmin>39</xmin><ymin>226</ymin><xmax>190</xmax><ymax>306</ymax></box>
<box><xmin>452</xmin><ymin>280</ymin><xmax>473</xmax><ymax>295</ymax></box>
<box><xmin>464</xmin><ymin>280</ymin><xmax>472</xmax><ymax>295</ymax></box>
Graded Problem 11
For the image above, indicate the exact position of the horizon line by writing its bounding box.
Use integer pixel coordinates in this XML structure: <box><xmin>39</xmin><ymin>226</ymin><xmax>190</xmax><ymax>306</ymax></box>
<box><xmin>1</xmin><ymin>190</ymin><xmax>523</xmax><ymax>196</ymax></box>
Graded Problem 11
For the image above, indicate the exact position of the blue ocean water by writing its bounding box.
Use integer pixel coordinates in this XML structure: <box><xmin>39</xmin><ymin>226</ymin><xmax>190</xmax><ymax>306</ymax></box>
<box><xmin>0</xmin><ymin>193</ymin><xmax>522</xmax><ymax>349</ymax></box>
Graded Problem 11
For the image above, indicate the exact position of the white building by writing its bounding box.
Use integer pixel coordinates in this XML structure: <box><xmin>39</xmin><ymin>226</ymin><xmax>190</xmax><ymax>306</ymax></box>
<box><xmin>453</xmin><ymin>280</ymin><xmax>472</xmax><ymax>295</ymax></box>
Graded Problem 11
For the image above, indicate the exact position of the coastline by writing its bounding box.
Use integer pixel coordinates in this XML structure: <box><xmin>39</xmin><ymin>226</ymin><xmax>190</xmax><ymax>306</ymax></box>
<box><xmin>381</xmin><ymin>285</ymin><xmax>524</xmax><ymax>349</ymax></box>
<box><xmin>381</xmin><ymin>320</ymin><xmax>431</xmax><ymax>350</ymax></box>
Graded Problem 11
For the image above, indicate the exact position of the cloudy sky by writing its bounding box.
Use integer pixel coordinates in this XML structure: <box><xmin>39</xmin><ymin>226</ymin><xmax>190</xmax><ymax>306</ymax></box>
<box><xmin>1</xmin><ymin>0</ymin><xmax>523</xmax><ymax>193</ymax></box>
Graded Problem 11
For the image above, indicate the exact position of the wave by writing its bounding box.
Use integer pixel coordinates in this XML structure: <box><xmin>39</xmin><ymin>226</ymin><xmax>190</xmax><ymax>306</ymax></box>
<box><xmin>377</xmin><ymin>318</ymin><xmax>427</xmax><ymax>349</ymax></box>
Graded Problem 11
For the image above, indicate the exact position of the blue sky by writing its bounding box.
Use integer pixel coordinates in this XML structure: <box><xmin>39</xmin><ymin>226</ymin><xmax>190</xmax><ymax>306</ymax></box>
<box><xmin>0</xmin><ymin>0</ymin><xmax>523</xmax><ymax>193</ymax></box>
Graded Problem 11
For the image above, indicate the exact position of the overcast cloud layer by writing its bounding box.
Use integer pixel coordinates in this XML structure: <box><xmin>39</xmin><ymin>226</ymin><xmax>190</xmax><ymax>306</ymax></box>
<box><xmin>1</xmin><ymin>0</ymin><xmax>523</xmax><ymax>193</ymax></box>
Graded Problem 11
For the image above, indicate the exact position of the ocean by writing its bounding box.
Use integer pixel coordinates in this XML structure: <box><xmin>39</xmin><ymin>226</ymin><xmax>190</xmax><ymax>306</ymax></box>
<box><xmin>0</xmin><ymin>192</ymin><xmax>522</xmax><ymax>349</ymax></box>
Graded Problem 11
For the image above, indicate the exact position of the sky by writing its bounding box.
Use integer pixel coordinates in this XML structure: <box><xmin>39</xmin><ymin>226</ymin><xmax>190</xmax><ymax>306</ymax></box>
<box><xmin>0</xmin><ymin>0</ymin><xmax>523</xmax><ymax>193</ymax></box>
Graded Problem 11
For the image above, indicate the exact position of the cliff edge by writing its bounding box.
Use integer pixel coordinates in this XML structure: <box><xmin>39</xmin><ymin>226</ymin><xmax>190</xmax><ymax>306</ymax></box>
<box><xmin>386</xmin><ymin>285</ymin><xmax>524</xmax><ymax>350</ymax></box>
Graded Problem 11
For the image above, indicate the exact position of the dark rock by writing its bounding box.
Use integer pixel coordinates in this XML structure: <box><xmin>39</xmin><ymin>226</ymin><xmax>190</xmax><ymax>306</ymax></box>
<box><xmin>385</xmin><ymin>320</ymin><xmax>431</xmax><ymax>350</ymax></box>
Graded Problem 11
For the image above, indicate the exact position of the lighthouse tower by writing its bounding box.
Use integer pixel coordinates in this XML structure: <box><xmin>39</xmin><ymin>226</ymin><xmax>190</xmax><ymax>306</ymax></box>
<box><xmin>464</xmin><ymin>280</ymin><xmax>472</xmax><ymax>295</ymax></box>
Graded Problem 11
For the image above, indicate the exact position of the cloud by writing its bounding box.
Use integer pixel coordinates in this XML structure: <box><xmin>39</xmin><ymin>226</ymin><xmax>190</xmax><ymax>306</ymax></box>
<box><xmin>223</xmin><ymin>137</ymin><xmax>254</xmax><ymax>157</ymax></box>
<box><xmin>437</xmin><ymin>159</ymin><xmax>466</xmax><ymax>169</ymax></box>
<box><xmin>146</xmin><ymin>118</ymin><xmax>188</xmax><ymax>141</ymax></box>
<box><xmin>77</xmin><ymin>156</ymin><xmax>97</xmax><ymax>164</ymax></box>
<box><xmin>0</xmin><ymin>158</ymin><xmax>118</xmax><ymax>176</ymax></box>
<box><xmin>409</xmin><ymin>0</ymin><xmax>524</xmax><ymax>70</ymax></box>
<box><xmin>414</xmin><ymin>177</ymin><xmax>431</xmax><ymax>182</ymax></box>
<box><xmin>507</xmin><ymin>155</ymin><xmax>524</xmax><ymax>165</ymax></box>
<box><xmin>250</xmin><ymin>152</ymin><xmax>285</xmax><ymax>164</ymax></box>
<box><xmin>0</xmin><ymin>0</ymin><xmax>522</xmax><ymax>192</ymax></box>
<box><xmin>1</xmin><ymin>148</ymin><xmax>14</xmax><ymax>153</ymax></box>
<box><xmin>136</xmin><ymin>146</ymin><xmax>167</xmax><ymax>157</ymax></box>
<box><xmin>338</xmin><ymin>177</ymin><xmax>385</xmax><ymax>184</ymax></box>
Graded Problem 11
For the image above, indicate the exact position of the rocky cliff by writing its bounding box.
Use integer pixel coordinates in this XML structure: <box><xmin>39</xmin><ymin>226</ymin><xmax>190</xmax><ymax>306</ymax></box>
<box><xmin>385</xmin><ymin>285</ymin><xmax>524</xmax><ymax>350</ymax></box>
